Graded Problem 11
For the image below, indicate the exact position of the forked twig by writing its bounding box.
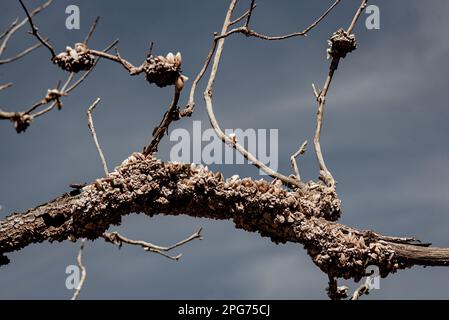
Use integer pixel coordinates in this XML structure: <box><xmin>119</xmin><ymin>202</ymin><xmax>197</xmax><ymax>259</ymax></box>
<box><xmin>203</xmin><ymin>0</ymin><xmax>304</xmax><ymax>189</ymax></box>
<box><xmin>102</xmin><ymin>228</ymin><xmax>203</xmax><ymax>261</ymax></box>
<box><xmin>291</xmin><ymin>141</ymin><xmax>308</xmax><ymax>181</ymax></box>
<box><xmin>312</xmin><ymin>0</ymin><xmax>368</xmax><ymax>188</ymax></box>
<box><xmin>0</xmin><ymin>0</ymin><xmax>52</xmax><ymax>59</ymax></box>
<box><xmin>216</xmin><ymin>0</ymin><xmax>341</xmax><ymax>41</ymax></box>
<box><xmin>18</xmin><ymin>0</ymin><xmax>56</xmax><ymax>57</ymax></box>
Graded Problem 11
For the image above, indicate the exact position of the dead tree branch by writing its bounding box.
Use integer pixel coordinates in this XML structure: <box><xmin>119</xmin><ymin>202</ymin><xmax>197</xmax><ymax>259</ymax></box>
<box><xmin>291</xmin><ymin>141</ymin><xmax>308</xmax><ymax>181</ymax></box>
<box><xmin>0</xmin><ymin>0</ymin><xmax>52</xmax><ymax>62</ymax></box>
<box><xmin>0</xmin><ymin>83</ymin><xmax>13</xmax><ymax>92</ymax></box>
<box><xmin>312</xmin><ymin>0</ymin><xmax>368</xmax><ymax>188</ymax></box>
<box><xmin>0</xmin><ymin>42</ymin><xmax>42</xmax><ymax>65</ymax></box>
<box><xmin>1</xmin><ymin>155</ymin><xmax>448</xmax><ymax>283</ymax></box>
<box><xmin>71</xmin><ymin>239</ymin><xmax>87</xmax><ymax>300</ymax></box>
<box><xmin>203</xmin><ymin>0</ymin><xmax>305</xmax><ymax>190</ymax></box>
<box><xmin>215</xmin><ymin>0</ymin><xmax>341</xmax><ymax>41</ymax></box>
<box><xmin>18</xmin><ymin>0</ymin><xmax>56</xmax><ymax>58</ymax></box>
<box><xmin>0</xmin><ymin>40</ymin><xmax>118</xmax><ymax>132</ymax></box>
<box><xmin>351</xmin><ymin>283</ymin><xmax>370</xmax><ymax>300</ymax></box>
<box><xmin>87</xmin><ymin>98</ymin><xmax>109</xmax><ymax>176</ymax></box>
<box><xmin>102</xmin><ymin>228</ymin><xmax>203</xmax><ymax>261</ymax></box>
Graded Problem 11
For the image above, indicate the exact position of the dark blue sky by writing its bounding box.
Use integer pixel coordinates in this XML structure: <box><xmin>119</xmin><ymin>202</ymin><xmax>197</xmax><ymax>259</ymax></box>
<box><xmin>1</xmin><ymin>0</ymin><xmax>449</xmax><ymax>299</ymax></box>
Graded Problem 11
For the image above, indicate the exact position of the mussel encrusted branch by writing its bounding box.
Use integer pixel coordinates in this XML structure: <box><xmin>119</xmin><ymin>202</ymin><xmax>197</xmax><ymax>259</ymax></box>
<box><xmin>1</xmin><ymin>154</ymin><xmax>448</xmax><ymax>283</ymax></box>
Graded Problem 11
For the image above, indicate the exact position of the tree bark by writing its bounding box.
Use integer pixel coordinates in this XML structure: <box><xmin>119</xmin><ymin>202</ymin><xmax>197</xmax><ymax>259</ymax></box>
<box><xmin>1</xmin><ymin>153</ymin><xmax>448</xmax><ymax>281</ymax></box>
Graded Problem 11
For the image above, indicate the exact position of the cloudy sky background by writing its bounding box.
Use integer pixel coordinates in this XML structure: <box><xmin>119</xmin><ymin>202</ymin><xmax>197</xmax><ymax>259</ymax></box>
<box><xmin>1</xmin><ymin>0</ymin><xmax>449</xmax><ymax>299</ymax></box>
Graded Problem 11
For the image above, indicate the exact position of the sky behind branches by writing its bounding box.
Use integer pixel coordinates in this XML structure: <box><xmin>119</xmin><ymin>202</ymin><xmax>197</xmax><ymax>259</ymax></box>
<box><xmin>1</xmin><ymin>0</ymin><xmax>449</xmax><ymax>299</ymax></box>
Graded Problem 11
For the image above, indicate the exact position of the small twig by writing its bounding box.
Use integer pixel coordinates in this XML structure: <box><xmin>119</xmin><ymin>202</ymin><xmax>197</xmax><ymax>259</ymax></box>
<box><xmin>144</xmin><ymin>88</ymin><xmax>181</xmax><ymax>155</ymax></box>
<box><xmin>146</xmin><ymin>41</ymin><xmax>154</xmax><ymax>58</ymax></box>
<box><xmin>84</xmin><ymin>16</ymin><xmax>100</xmax><ymax>45</ymax></box>
<box><xmin>216</xmin><ymin>0</ymin><xmax>341</xmax><ymax>41</ymax></box>
<box><xmin>18</xmin><ymin>0</ymin><xmax>56</xmax><ymax>58</ymax></box>
<box><xmin>243</xmin><ymin>0</ymin><xmax>256</xmax><ymax>28</ymax></box>
<box><xmin>71</xmin><ymin>239</ymin><xmax>87</xmax><ymax>300</ymax></box>
<box><xmin>180</xmin><ymin>0</ymin><xmax>339</xmax><ymax>120</ymax></box>
<box><xmin>179</xmin><ymin>38</ymin><xmax>217</xmax><ymax>118</ymax></box>
<box><xmin>102</xmin><ymin>228</ymin><xmax>203</xmax><ymax>261</ymax></box>
<box><xmin>290</xmin><ymin>140</ymin><xmax>308</xmax><ymax>181</ymax></box>
<box><xmin>0</xmin><ymin>83</ymin><xmax>13</xmax><ymax>92</ymax></box>
<box><xmin>24</xmin><ymin>74</ymin><xmax>74</xmax><ymax>115</ymax></box>
<box><xmin>87</xmin><ymin>98</ymin><xmax>109</xmax><ymax>176</ymax></box>
<box><xmin>347</xmin><ymin>0</ymin><xmax>369</xmax><ymax>34</ymax></box>
<box><xmin>0</xmin><ymin>42</ymin><xmax>42</xmax><ymax>65</ymax></box>
<box><xmin>313</xmin><ymin>58</ymin><xmax>338</xmax><ymax>187</ymax></box>
<box><xmin>312</xmin><ymin>83</ymin><xmax>319</xmax><ymax>98</ymax></box>
<box><xmin>29</xmin><ymin>39</ymin><xmax>118</xmax><ymax>119</ymax></box>
<box><xmin>0</xmin><ymin>0</ymin><xmax>52</xmax><ymax>58</ymax></box>
<box><xmin>88</xmin><ymin>48</ymin><xmax>144</xmax><ymax>75</ymax></box>
<box><xmin>0</xmin><ymin>18</ymin><xmax>19</xmax><ymax>40</ymax></box>
<box><xmin>312</xmin><ymin>0</ymin><xmax>368</xmax><ymax>188</ymax></box>
<box><xmin>351</xmin><ymin>283</ymin><xmax>370</xmax><ymax>300</ymax></box>
<box><xmin>204</xmin><ymin>0</ymin><xmax>304</xmax><ymax>190</ymax></box>
<box><xmin>229</xmin><ymin>2</ymin><xmax>257</xmax><ymax>26</ymax></box>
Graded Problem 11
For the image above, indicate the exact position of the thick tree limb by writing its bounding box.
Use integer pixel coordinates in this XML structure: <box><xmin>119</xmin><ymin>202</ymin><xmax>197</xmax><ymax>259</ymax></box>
<box><xmin>1</xmin><ymin>155</ymin><xmax>448</xmax><ymax>283</ymax></box>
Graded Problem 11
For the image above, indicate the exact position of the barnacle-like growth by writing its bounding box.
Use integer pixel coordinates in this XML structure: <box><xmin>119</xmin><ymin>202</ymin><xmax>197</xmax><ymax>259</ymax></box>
<box><xmin>11</xmin><ymin>113</ymin><xmax>33</xmax><ymax>133</ymax></box>
<box><xmin>53</xmin><ymin>43</ymin><xmax>95</xmax><ymax>73</ymax></box>
<box><xmin>143</xmin><ymin>52</ymin><xmax>183</xmax><ymax>88</ymax></box>
<box><xmin>327</xmin><ymin>28</ymin><xmax>357</xmax><ymax>59</ymax></box>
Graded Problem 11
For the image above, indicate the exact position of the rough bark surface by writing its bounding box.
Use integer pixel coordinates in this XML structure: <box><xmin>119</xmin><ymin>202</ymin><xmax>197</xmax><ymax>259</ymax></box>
<box><xmin>1</xmin><ymin>154</ymin><xmax>448</xmax><ymax>282</ymax></box>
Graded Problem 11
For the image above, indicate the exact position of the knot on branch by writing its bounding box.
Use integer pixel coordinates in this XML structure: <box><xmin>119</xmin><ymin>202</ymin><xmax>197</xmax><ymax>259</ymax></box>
<box><xmin>11</xmin><ymin>113</ymin><xmax>33</xmax><ymax>133</ymax></box>
<box><xmin>53</xmin><ymin>43</ymin><xmax>95</xmax><ymax>73</ymax></box>
<box><xmin>44</xmin><ymin>89</ymin><xmax>67</xmax><ymax>109</ymax></box>
<box><xmin>327</xmin><ymin>28</ymin><xmax>357</xmax><ymax>59</ymax></box>
<box><xmin>144</xmin><ymin>52</ymin><xmax>183</xmax><ymax>88</ymax></box>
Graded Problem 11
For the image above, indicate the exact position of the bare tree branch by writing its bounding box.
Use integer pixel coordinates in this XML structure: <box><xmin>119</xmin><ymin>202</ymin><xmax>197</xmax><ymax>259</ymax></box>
<box><xmin>87</xmin><ymin>98</ymin><xmax>109</xmax><ymax>176</ymax></box>
<box><xmin>312</xmin><ymin>0</ymin><xmax>368</xmax><ymax>187</ymax></box>
<box><xmin>215</xmin><ymin>0</ymin><xmax>341</xmax><ymax>41</ymax></box>
<box><xmin>179</xmin><ymin>38</ymin><xmax>217</xmax><ymax>118</ymax></box>
<box><xmin>351</xmin><ymin>283</ymin><xmax>369</xmax><ymax>300</ymax></box>
<box><xmin>18</xmin><ymin>0</ymin><xmax>56</xmax><ymax>58</ymax></box>
<box><xmin>87</xmin><ymin>48</ymin><xmax>145</xmax><ymax>75</ymax></box>
<box><xmin>0</xmin><ymin>42</ymin><xmax>42</xmax><ymax>65</ymax></box>
<box><xmin>0</xmin><ymin>18</ymin><xmax>19</xmax><ymax>41</ymax></box>
<box><xmin>203</xmin><ymin>0</ymin><xmax>306</xmax><ymax>190</ymax></box>
<box><xmin>0</xmin><ymin>39</ymin><xmax>118</xmax><ymax>132</ymax></box>
<box><xmin>243</xmin><ymin>0</ymin><xmax>256</xmax><ymax>28</ymax></box>
<box><xmin>0</xmin><ymin>83</ymin><xmax>13</xmax><ymax>92</ymax></box>
<box><xmin>291</xmin><ymin>141</ymin><xmax>308</xmax><ymax>181</ymax></box>
<box><xmin>229</xmin><ymin>2</ymin><xmax>257</xmax><ymax>26</ymax></box>
<box><xmin>102</xmin><ymin>228</ymin><xmax>203</xmax><ymax>261</ymax></box>
<box><xmin>71</xmin><ymin>239</ymin><xmax>87</xmax><ymax>301</ymax></box>
<box><xmin>84</xmin><ymin>17</ymin><xmax>100</xmax><ymax>45</ymax></box>
<box><xmin>2</xmin><ymin>0</ymin><xmax>447</xmax><ymax>300</ymax></box>
<box><xmin>0</xmin><ymin>0</ymin><xmax>52</xmax><ymax>59</ymax></box>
